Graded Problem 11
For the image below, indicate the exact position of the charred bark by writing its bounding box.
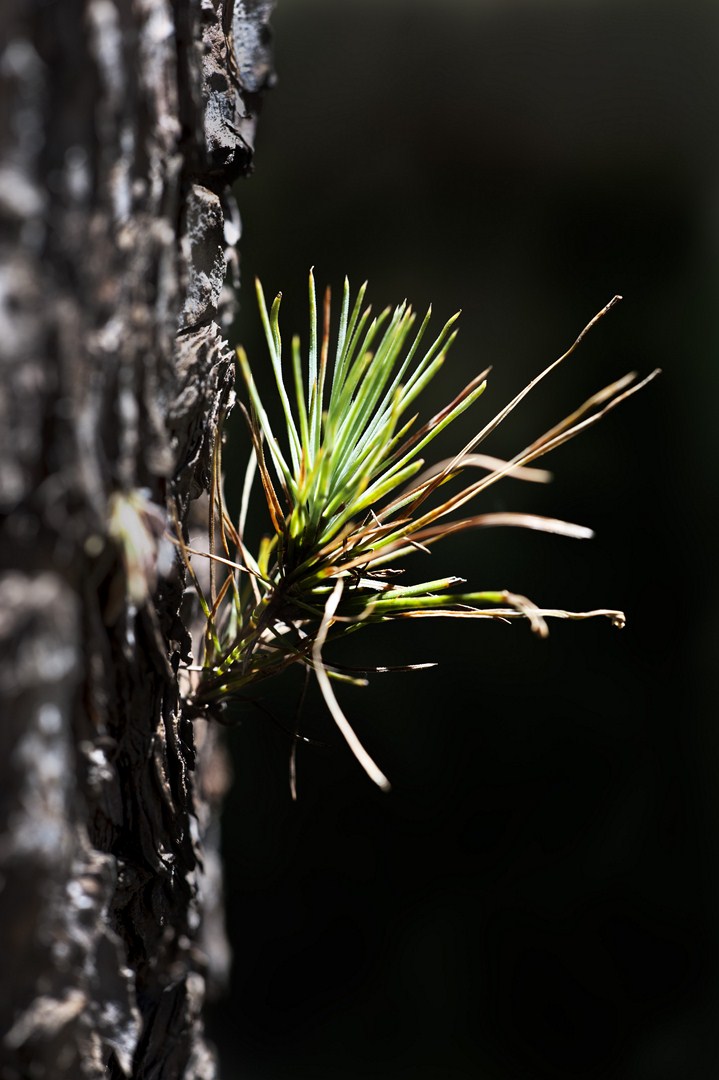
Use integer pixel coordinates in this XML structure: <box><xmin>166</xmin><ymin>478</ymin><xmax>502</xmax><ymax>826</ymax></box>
<box><xmin>0</xmin><ymin>2</ymin><xmax>274</xmax><ymax>1076</ymax></box>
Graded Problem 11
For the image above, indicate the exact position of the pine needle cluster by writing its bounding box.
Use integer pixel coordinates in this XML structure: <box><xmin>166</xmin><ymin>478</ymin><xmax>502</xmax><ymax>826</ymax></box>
<box><xmin>178</xmin><ymin>272</ymin><xmax>658</xmax><ymax>791</ymax></box>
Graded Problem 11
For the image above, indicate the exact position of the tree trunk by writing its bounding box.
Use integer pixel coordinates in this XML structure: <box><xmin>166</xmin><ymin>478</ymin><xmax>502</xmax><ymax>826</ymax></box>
<box><xmin>0</xmin><ymin>1</ymin><xmax>273</xmax><ymax>1076</ymax></box>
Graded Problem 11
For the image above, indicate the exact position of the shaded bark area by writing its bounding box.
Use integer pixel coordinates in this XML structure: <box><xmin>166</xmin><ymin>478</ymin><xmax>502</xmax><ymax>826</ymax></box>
<box><xmin>0</xmin><ymin>1</ymin><xmax>273</xmax><ymax>1076</ymax></box>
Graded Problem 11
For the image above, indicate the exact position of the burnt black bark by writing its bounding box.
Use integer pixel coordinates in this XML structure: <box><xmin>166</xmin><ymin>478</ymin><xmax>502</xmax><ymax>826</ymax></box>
<box><xmin>0</xmin><ymin>2</ymin><xmax>274</xmax><ymax>1077</ymax></box>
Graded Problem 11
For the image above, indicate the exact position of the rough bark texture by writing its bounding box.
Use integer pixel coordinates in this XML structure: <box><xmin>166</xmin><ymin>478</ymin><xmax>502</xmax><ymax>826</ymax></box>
<box><xmin>0</xmin><ymin>1</ymin><xmax>274</xmax><ymax>1076</ymax></box>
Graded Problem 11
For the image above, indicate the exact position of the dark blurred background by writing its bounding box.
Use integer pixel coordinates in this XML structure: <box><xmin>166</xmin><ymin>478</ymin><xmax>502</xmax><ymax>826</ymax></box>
<box><xmin>207</xmin><ymin>1</ymin><xmax>719</xmax><ymax>1076</ymax></box>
